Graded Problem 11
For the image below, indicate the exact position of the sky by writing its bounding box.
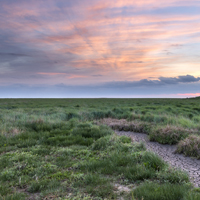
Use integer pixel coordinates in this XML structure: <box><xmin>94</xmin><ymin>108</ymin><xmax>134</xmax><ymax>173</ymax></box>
<box><xmin>0</xmin><ymin>0</ymin><xmax>200</xmax><ymax>98</ymax></box>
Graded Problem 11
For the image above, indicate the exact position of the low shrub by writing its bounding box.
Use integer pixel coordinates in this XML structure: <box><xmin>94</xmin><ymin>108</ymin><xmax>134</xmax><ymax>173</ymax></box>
<box><xmin>176</xmin><ymin>135</ymin><xmax>200</xmax><ymax>159</ymax></box>
<box><xmin>97</xmin><ymin>118</ymin><xmax>151</xmax><ymax>133</ymax></box>
<box><xmin>149</xmin><ymin>125</ymin><xmax>190</xmax><ymax>144</ymax></box>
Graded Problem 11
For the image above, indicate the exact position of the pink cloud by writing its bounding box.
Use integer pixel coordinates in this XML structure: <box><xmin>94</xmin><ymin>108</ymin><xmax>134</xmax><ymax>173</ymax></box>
<box><xmin>1</xmin><ymin>0</ymin><xmax>200</xmax><ymax>87</ymax></box>
<box><xmin>68</xmin><ymin>75</ymin><xmax>87</xmax><ymax>79</ymax></box>
<box><xmin>38</xmin><ymin>72</ymin><xmax>66</xmax><ymax>76</ymax></box>
<box><xmin>177</xmin><ymin>93</ymin><xmax>200</xmax><ymax>97</ymax></box>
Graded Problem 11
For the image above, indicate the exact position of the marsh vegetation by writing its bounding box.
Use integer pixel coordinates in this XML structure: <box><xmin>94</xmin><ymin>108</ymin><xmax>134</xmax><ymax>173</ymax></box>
<box><xmin>0</xmin><ymin>98</ymin><xmax>200</xmax><ymax>199</ymax></box>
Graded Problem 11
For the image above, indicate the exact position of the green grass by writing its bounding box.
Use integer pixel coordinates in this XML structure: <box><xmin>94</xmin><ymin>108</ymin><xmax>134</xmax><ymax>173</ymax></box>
<box><xmin>176</xmin><ymin>135</ymin><xmax>200</xmax><ymax>159</ymax></box>
<box><xmin>0</xmin><ymin>98</ymin><xmax>200</xmax><ymax>199</ymax></box>
<box><xmin>131</xmin><ymin>181</ymin><xmax>190</xmax><ymax>200</ymax></box>
<box><xmin>149</xmin><ymin>125</ymin><xmax>190</xmax><ymax>144</ymax></box>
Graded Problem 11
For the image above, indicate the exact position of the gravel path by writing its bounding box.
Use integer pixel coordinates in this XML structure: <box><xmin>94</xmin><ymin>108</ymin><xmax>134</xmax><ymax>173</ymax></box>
<box><xmin>116</xmin><ymin>131</ymin><xmax>200</xmax><ymax>187</ymax></box>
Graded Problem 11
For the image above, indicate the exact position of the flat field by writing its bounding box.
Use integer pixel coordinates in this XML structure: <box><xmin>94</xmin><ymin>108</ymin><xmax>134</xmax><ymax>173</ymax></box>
<box><xmin>0</xmin><ymin>98</ymin><xmax>200</xmax><ymax>200</ymax></box>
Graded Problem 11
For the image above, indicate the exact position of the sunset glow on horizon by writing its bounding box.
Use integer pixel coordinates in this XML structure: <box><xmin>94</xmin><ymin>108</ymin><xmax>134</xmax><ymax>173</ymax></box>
<box><xmin>0</xmin><ymin>0</ymin><xmax>200</xmax><ymax>98</ymax></box>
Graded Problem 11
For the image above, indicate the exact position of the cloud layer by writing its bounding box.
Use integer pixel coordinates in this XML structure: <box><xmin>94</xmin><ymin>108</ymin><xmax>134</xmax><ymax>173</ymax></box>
<box><xmin>0</xmin><ymin>75</ymin><xmax>199</xmax><ymax>98</ymax></box>
<box><xmin>0</xmin><ymin>0</ymin><xmax>200</xmax><ymax>97</ymax></box>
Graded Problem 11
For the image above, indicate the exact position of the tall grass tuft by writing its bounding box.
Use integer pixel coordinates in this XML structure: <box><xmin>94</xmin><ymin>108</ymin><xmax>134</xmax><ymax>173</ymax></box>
<box><xmin>176</xmin><ymin>135</ymin><xmax>200</xmax><ymax>159</ymax></box>
<box><xmin>132</xmin><ymin>182</ymin><xmax>190</xmax><ymax>200</ymax></box>
<box><xmin>149</xmin><ymin>125</ymin><xmax>191</xmax><ymax>144</ymax></box>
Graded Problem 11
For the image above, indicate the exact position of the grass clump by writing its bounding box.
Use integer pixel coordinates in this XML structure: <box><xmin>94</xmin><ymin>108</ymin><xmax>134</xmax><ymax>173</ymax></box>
<box><xmin>157</xmin><ymin>167</ymin><xmax>189</xmax><ymax>184</ymax></box>
<box><xmin>73</xmin><ymin>173</ymin><xmax>116</xmax><ymax>198</ymax></box>
<box><xmin>28</xmin><ymin>179</ymin><xmax>61</xmax><ymax>193</ymax></box>
<box><xmin>0</xmin><ymin>193</ymin><xmax>26</xmax><ymax>200</ymax></box>
<box><xmin>97</xmin><ymin>118</ymin><xmax>151</xmax><ymax>133</ymax></box>
<box><xmin>176</xmin><ymin>135</ymin><xmax>200</xmax><ymax>159</ymax></box>
<box><xmin>72</xmin><ymin>123</ymin><xmax>112</xmax><ymax>139</ymax></box>
<box><xmin>149</xmin><ymin>125</ymin><xmax>190</xmax><ymax>144</ymax></box>
<box><xmin>131</xmin><ymin>181</ymin><xmax>190</xmax><ymax>200</ymax></box>
<box><xmin>90</xmin><ymin>135</ymin><xmax>110</xmax><ymax>150</ymax></box>
<box><xmin>123</xmin><ymin>164</ymin><xmax>155</xmax><ymax>181</ymax></box>
<box><xmin>118</xmin><ymin>135</ymin><xmax>132</xmax><ymax>143</ymax></box>
<box><xmin>80</xmin><ymin>148</ymin><xmax>166</xmax><ymax>182</ymax></box>
<box><xmin>183</xmin><ymin>189</ymin><xmax>200</xmax><ymax>200</ymax></box>
<box><xmin>90</xmin><ymin>135</ymin><xmax>135</xmax><ymax>151</ymax></box>
<box><xmin>0</xmin><ymin>185</ymin><xmax>12</xmax><ymax>196</ymax></box>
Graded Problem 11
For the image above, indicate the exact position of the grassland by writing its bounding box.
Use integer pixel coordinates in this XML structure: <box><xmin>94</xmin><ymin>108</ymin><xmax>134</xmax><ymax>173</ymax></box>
<box><xmin>0</xmin><ymin>98</ymin><xmax>200</xmax><ymax>199</ymax></box>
